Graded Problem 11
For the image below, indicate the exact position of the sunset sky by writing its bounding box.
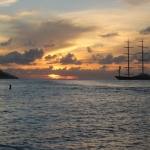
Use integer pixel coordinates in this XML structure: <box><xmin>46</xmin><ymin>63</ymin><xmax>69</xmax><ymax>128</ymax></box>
<box><xmin>0</xmin><ymin>0</ymin><xmax>150</xmax><ymax>79</ymax></box>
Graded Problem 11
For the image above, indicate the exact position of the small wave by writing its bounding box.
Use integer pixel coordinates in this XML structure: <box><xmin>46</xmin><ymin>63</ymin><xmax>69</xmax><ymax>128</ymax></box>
<box><xmin>0</xmin><ymin>144</ymin><xmax>26</xmax><ymax>150</ymax></box>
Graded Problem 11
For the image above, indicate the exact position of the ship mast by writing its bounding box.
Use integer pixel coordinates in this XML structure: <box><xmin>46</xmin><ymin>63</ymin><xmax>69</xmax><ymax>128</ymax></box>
<box><xmin>124</xmin><ymin>40</ymin><xmax>133</xmax><ymax>77</ymax></box>
<box><xmin>138</xmin><ymin>39</ymin><xmax>148</xmax><ymax>75</ymax></box>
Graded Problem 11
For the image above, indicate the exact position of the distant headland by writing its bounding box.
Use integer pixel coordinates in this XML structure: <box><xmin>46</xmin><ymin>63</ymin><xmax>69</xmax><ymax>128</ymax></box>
<box><xmin>0</xmin><ymin>70</ymin><xmax>18</xmax><ymax>79</ymax></box>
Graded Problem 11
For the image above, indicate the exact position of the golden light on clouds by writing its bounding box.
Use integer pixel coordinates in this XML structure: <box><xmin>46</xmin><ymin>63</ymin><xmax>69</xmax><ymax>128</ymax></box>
<box><xmin>0</xmin><ymin>0</ymin><xmax>150</xmax><ymax>79</ymax></box>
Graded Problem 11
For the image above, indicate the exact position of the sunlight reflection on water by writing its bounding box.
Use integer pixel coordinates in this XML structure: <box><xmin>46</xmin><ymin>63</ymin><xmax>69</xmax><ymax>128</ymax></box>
<box><xmin>0</xmin><ymin>79</ymin><xmax>150</xmax><ymax>149</ymax></box>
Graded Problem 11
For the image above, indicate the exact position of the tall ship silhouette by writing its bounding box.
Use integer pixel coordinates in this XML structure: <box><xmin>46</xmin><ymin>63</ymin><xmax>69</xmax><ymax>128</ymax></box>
<box><xmin>115</xmin><ymin>39</ymin><xmax>150</xmax><ymax>80</ymax></box>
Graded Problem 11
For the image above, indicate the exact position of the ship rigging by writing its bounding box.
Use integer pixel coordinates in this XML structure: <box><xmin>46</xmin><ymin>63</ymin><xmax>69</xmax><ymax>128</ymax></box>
<box><xmin>115</xmin><ymin>39</ymin><xmax>150</xmax><ymax>80</ymax></box>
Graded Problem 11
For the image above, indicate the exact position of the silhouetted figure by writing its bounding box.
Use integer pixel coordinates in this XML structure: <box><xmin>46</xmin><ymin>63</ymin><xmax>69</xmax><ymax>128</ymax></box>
<box><xmin>9</xmin><ymin>84</ymin><xmax>11</xmax><ymax>90</ymax></box>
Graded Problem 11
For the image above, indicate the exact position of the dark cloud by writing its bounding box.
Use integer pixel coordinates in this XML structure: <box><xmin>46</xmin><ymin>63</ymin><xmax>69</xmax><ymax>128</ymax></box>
<box><xmin>45</xmin><ymin>54</ymin><xmax>58</xmax><ymax>61</ymax></box>
<box><xmin>45</xmin><ymin>53</ymin><xmax>82</xmax><ymax>65</ymax></box>
<box><xmin>44</xmin><ymin>40</ymin><xmax>55</xmax><ymax>48</ymax></box>
<box><xmin>8</xmin><ymin>19</ymin><xmax>97</xmax><ymax>52</ymax></box>
<box><xmin>24</xmin><ymin>39</ymin><xmax>36</xmax><ymax>47</ymax></box>
<box><xmin>99</xmin><ymin>54</ymin><xmax>126</xmax><ymax>64</ymax></box>
<box><xmin>100</xmin><ymin>33</ymin><xmax>119</xmax><ymax>38</ymax></box>
<box><xmin>5</xmin><ymin>62</ymin><xmax>150</xmax><ymax>79</ymax></box>
<box><xmin>44</xmin><ymin>43</ymin><xmax>55</xmax><ymax>48</ymax></box>
<box><xmin>0</xmin><ymin>48</ymin><xmax>44</xmax><ymax>65</ymax></box>
<box><xmin>131</xmin><ymin>52</ymin><xmax>150</xmax><ymax>64</ymax></box>
<box><xmin>45</xmin><ymin>54</ymin><xmax>60</xmax><ymax>64</ymax></box>
<box><xmin>87</xmin><ymin>44</ymin><xmax>103</xmax><ymax>54</ymax></box>
<box><xmin>91</xmin><ymin>53</ymin><xmax>126</xmax><ymax>64</ymax></box>
<box><xmin>60</xmin><ymin>53</ymin><xmax>82</xmax><ymax>65</ymax></box>
<box><xmin>87</xmin><ymin>47</ymin><xmax>93</xmax><ymax>53</ymax></box>
<box><xmin>101</xmin><ymin>65</ymin><xmax>108</xmax><ymax>70</ymax></box>
<box><xmin>90</xmin><ymin>52</ymin><xmax>150</xmax><ymax>65</ymax></box>
<box><xmin>90</xmin><ymin>54</ymin><xmax>103</xmax><ymax>63</ymax></box>
<box><xmin>92</xmin><ymin>52</ymin><xmax>150</xmax><ymax>66</ymax></box>
<box><xmin>139</xmin><ymin>26</ymin><xmax>150</xmax><ymax>35</ymax></box>
<box><xmin>0</xmin><ymin>37</ymin><xmax>12</xmax><ymax>46</ymax></box>
<box><xmin>4</xmin><ymin>66</ymin><xmax>117</xmax><ymax>79</ymax></box>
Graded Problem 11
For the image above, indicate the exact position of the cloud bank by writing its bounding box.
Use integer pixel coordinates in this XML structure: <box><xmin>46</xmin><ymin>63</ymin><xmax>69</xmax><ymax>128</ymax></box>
<box><xmin>5</xmin><ymin>19</ymin><xmax>97</xmax><ymax>53</ymax></box>
<box><xmin>0</xmin><ymin>48</ymin><xmax>44</xmax><ymax>65</ymax></box>
<box><xmin>45</xmin><ymin>53</ymin><xmax>82</xmax><ymax>65</ymax></box>
<box><xmin>0</xmin><ymin>0</ymin><xmax>17</xmax><ymax>6</ymax></box>
<box><xmin>139</xmin><ymin>26</ymin><xmax>150</xmax><ymax>35</ymax></box>
<box><xmin>60</xmin><ymin>53</ymin><xmax>82</xmax><ymax>65</ymax></box>
<box><xmin>0</xmin><ymin>38</ymin><xmax>12</xmax><ymax>46</ymax></box>
<box><xmin>91</xmin><ymin>54</ymin><xmax>126</xmax><ymax>64</ymax></box>
<box><xmin>100</xmin><ymin>33</ymin><xmax>119</xmax><ymax>38</ymax></box>
<box><xmin>5</xmin><ymin>66</ymin><xmax>117</xmax><ymax>79</ymax></box>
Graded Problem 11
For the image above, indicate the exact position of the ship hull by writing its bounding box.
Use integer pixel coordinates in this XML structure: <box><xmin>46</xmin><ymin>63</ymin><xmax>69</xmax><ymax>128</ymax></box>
<box><xmin>115</xmin><ymin>76</ymin><xmax>150</xmax><ymax>80</ymax></box>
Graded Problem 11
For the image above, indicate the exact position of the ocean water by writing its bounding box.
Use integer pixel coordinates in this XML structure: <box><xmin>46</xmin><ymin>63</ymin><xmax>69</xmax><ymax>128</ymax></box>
<box><xmin>0</xmin><ymin>79</ymin><xmax>150</xmax><ymax>150</ymax></box>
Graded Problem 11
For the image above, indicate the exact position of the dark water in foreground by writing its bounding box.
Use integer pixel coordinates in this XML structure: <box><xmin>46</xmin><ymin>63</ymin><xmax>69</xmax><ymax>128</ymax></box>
<box><xmin>0</xmin><ymin>79</ymin><xmax>150</xmax><ymax>150</ymax></box>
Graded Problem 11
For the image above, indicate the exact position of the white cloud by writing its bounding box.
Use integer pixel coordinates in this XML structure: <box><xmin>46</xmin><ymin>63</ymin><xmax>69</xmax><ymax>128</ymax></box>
<box><xmin>0</xmin><ymin>14</ymin><xmax>13</xmax><ymax>21</ymax></box>
<box><xmin>19</xmin><ymin>10</ymin><xmax>39</xmax><ymax>16</ymax></box>
<box><xmin>0</xmin><ymin>0</ymin><xmax>17</xmax><ymax>6</ymax></box>
<box><xmin>0</xmin><ymin>10</ymin><xmax>39</xmax><ymax>21</ymax></box>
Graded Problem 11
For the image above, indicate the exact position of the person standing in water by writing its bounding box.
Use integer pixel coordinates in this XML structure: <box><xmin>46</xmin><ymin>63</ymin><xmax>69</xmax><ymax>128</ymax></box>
<box><xmin>9</xmin><ymin>84</ymin><xmax>11</xmax><ymax>90</ymax></box>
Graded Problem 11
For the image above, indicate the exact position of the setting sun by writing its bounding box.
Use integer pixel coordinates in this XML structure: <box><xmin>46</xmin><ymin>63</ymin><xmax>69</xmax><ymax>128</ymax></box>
<box><xmin>48</xmin><ymin>74</ymin><xmax>77</xmax><ymax>79</ymax></box>
<box><xmin>48</xmin><ymin>74</ymin><xmax>60</xmax><ymax>79</ymax></box>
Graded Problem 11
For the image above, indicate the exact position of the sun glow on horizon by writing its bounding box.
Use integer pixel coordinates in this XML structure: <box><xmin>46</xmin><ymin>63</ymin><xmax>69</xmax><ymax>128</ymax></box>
<box><xmin>48</xmin><ymin>74</ymin><xmax>77</xmax><ymax>79</ymax></box>
<box><xmin>48</xmin><ymin>74</ymin><xmax>60</xmax><ymax>79</ymax></box>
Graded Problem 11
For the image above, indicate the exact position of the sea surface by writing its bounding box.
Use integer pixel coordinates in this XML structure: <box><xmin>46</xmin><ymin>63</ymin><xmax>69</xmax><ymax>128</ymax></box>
<box><xmin>0</xmin><ymin>79</ymin><xmax>150</xmax><ymax>150</ymax></box>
